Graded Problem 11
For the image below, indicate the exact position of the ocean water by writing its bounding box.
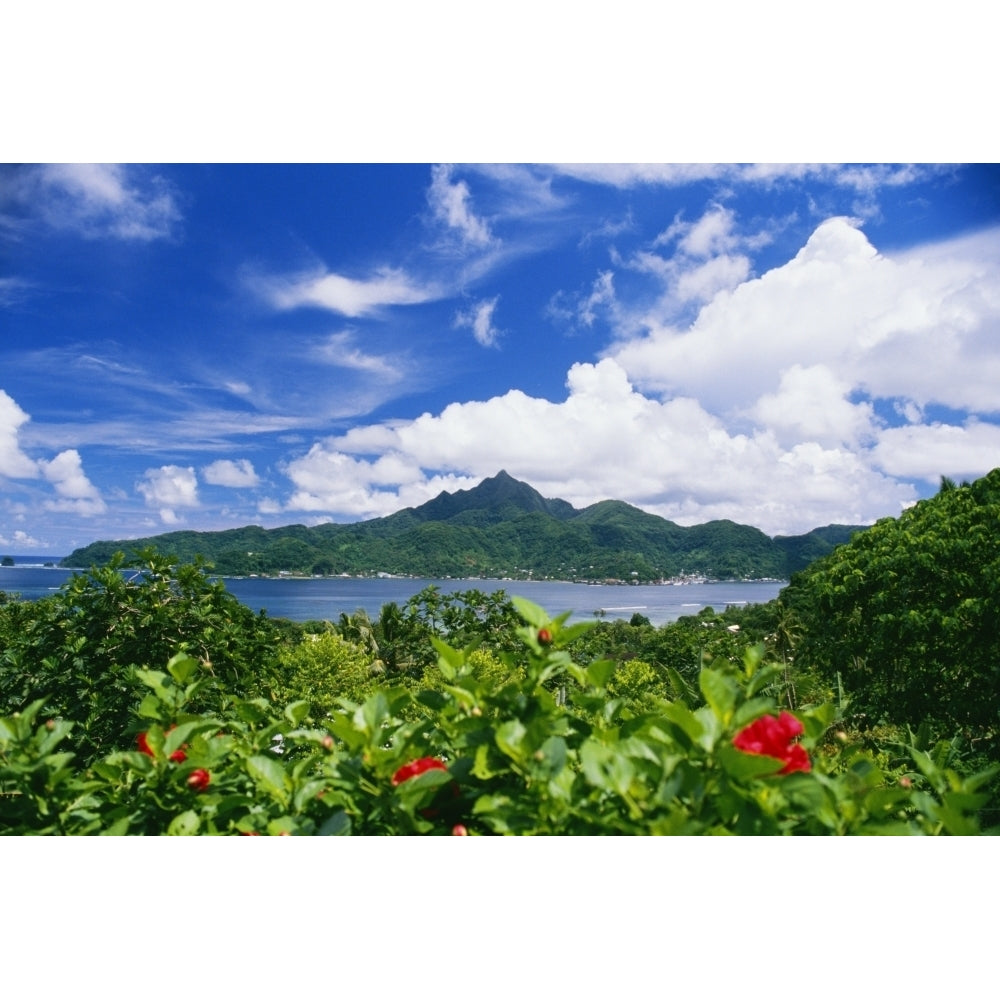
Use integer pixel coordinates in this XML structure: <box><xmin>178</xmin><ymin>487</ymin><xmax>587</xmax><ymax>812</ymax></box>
<box><xmin>1</xmin><ymin>561</ymin><xmax>785</xmax><ymax>627</ymax></box>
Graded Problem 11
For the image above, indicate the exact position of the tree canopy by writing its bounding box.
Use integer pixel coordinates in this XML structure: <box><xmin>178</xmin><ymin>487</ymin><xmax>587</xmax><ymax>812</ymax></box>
<box><xmin>783</xmin><ymin>468</ymin><xmax>1000</xmax><ymax>728</ymax></box>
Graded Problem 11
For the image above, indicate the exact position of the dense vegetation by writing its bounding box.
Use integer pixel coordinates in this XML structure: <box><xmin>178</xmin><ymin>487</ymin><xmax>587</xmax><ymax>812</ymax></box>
<box><xmin>61</xmin><ymin>470</ymin><xmax>863</xmax><ymax>582</ymax></box>
<box><xmin>3</xmin><ymin>470</ymin><xmax>999</xmax><ymax>835</ymax></box>
<box><xmin>784</xmin><ymin>469</ymin><xmax>1000</xmax><ymax>731</ymax></box>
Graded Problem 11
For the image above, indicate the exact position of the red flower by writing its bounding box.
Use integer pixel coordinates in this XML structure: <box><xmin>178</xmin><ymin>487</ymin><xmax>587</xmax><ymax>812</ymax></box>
<box><xmin>391</xmin><ymin>757</ymin><xmax>447</xmax><ymax>786</ymax></box>
<box><xmin>187</xmin><ymin>768</ymin><xmax>211</xmax><ymax>792</ymax></box>
<box><xmin>169</xmin><ymin>748</ymin><xmax>187</xmax><ymax>763</ymax></box>
<box><xmin>732</xmin><ymin>712</ymin><xmax>811</xmax><ymax>775</ymax></box>
<box><xmin>136</xmin><ymin>731</ymin><xmax>154</xmax><ymax>757</ymax></box>
<box><xmin>537</xmin><ymin>627</ymin><xmax>553</xmax><ymax>645</ymax></box>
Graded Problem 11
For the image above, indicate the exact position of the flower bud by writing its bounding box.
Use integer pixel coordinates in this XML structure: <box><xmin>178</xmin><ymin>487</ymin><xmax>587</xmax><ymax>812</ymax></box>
<box><xmin>187</xmin><ymin>768</ymin><xmax>211</xmax><ymax>792</ymax></box>
<box><xmin>451</xmin><ymin>824</ymin><xmax>469</xmax><ymax>836</ymax></box>
<box><xmin>538</xmin><ymin>627</ymin><xmax>553</xmax><ymax>645</ymax></box>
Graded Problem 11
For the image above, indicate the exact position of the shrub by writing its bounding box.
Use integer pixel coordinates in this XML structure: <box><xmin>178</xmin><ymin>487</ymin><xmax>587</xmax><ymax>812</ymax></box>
<box><xmin>2</xmin><ymin>598</ymin><xmax>996</xmax><ymax>835</ymax></box>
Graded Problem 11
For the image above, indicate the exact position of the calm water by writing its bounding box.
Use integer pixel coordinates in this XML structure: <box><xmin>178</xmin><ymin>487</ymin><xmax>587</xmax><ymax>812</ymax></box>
<box><xmin>1</xmin><ymin>560</ymin><xmax>785</xmax><ymax>627</ymax></box>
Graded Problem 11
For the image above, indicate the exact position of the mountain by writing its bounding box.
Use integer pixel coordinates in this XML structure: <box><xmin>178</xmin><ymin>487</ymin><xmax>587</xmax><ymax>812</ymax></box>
<box><xmin>61</xmin><ymin>471</ymin><xmax>867</xmax><ymax>581</ymax></box>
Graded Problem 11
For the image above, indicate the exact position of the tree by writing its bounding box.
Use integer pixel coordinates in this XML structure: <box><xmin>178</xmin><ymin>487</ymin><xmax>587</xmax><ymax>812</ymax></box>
<box><xmin>784</xmin><ymin>468</ymin><xmax>1000</xmax><ymax>728</ymax></box>
<box><xmin>0</xmin><ymin>548</ymin><xmax>284</xmax><ymax>761</ymax></box>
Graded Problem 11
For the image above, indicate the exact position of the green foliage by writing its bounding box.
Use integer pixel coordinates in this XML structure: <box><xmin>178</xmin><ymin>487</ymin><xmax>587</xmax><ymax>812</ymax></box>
<box><xmin>784</xmin><ymin>468</ymin><xmax>1000</xmax><ymax>729</ymax></box>
<box><xmin>0</xmin><ymin>549</ymin><xmax>285</xmax><ymax>762</ymax></box>
<box><xmin>3</xmin><ymin>583</ymin><xmax>997</xmax><ymax>835</ymax></box>
<box><xmin>272</xmin><ymin>631</ymin><xmax>379</xmax><ymax>718</ymax></box>
<box><xmin>61</xmin><ymin>472</ymin><xmax>863</xmax><ymax>582</ymax></box>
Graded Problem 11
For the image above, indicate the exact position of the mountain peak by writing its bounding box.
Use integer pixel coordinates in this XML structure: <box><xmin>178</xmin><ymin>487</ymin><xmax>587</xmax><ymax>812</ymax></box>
<box><xmin>408</xmin><ymin>471</ymin><xmax>576</xmax><ymax>523</ymax></box>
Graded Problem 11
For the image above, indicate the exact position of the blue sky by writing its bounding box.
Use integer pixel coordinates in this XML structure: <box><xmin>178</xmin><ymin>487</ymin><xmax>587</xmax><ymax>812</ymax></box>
<box><xmin>3</xmin><ymin>162</ymin><xmax>999</xmax><ymax>554</ymax></box>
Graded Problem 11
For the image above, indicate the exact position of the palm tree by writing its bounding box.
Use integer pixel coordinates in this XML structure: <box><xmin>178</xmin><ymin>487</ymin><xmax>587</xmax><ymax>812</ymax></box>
<box><xmin>337</xmin><ymin>608</ymin><xmax>380</xmax><ymax>660</ymax></box>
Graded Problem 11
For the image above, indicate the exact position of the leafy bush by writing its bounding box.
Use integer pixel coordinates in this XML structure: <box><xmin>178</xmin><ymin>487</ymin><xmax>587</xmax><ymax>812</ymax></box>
<box><xmin>3</xmin><ymin>597</ymin><xmax>996</xmax><ymax>835</ymax></box>
<box><xmin>0</xmin><ymin>549</ymin><xmax>284</xmax><ymax>762</ymax></box>
<box><xmin>271</xmin><ymin>630</ymin><xmax>380</xmax><ymax>717</ymax></box>
<box><xmin>784</xmin><ymin>469</ymin><xmax>1000</xmax><ymax>729</ymax></box>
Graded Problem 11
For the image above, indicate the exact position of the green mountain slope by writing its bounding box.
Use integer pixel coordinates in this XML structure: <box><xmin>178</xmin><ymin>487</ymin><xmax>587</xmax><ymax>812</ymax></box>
<box><xmin>62</xmin><ymin>471</ymin><xmax>867</xmax><ymax>581</ymax></box>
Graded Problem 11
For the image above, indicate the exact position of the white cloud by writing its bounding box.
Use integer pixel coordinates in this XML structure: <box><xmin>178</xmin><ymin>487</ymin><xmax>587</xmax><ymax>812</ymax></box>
<box><xmin>428</xmin><ymin>164</ymin><xmax>494</xmax><ymax>247</ymax></box>
<box><xmin>201</xmin><ymin>459</ymin><xmax>260</xmax><ymax>488</ymax></box>
<box><xmin>137</xmin><ymin>465</ymin><xmax>199</xmax><ymax>524</ymax></box>
<box><xmin>608</xmin><ymin>217</ymin><xmax>1000</xmax><ymax>417</ymax></box>
<box><xmin>752</xmin><ymin>364</ymin><xmax>876</xmax><ymax>448</ymax></box>
<box><xmin>551</xmin><ymin>163</ymin><xmax>944</xmax><ymax>191</ymax></box>
<box><xmin>39</xmin><ymin>449</ymin><xmax>106</xmax><ymax>515</ymax></box>
<box><xmin>609</xmin><ymin>205</ymin><xmax>762</xmax><ymax>326</ymax></box>
<box><xmin>871</xmin><ymin>420</ymin><xmax>1000</xmax><ymax>483</ymax></box>
<box><xmin>313</xmin><ymin>331</ymin><xmax>400</xmax><ymax>376</ymax></box>
<box><xmin>0</xmin><ymin>389</ymin><xmax>38</xmax><ymax>479</ymax></box>
<box><xmin>24</xmin><ymin>164</ymin><xmax>181</xmax><ymax>241</ymax></box>
<box><xmin>259</xmin><ymin>265</ymin><xmax>440</xmax><ymax>317</ymax></box>
<box><xmin>0</xmin><ymin>529</ymin><xmax>42</xmax><ymax>549</ymax></box>
<box><xmin>578</xmin><ymin>271</ymin><xmax>616</xmax><ymax>327</ymax></box>
<box><xmin>454</xmin><ymin>296</ymin><xmax>502</xmax><ymax>347</ymax></box>
<box><xmin>278</xmin><ymin>358</ymin><xmax>914</xmax><ymax>534</ymax></box>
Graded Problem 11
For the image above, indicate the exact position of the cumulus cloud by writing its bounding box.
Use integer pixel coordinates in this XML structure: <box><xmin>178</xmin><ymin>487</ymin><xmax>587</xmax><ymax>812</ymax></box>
<box><xmin>279</xmin><ymin>358</ymin><xmax>914</xmax><ymax>534</ymax></box>
<box><xmin>752</xmin><ymin>364</ymin><xmax>877</xmax><ymax>449</ymax></box>
<box><xmin>0</xmin><ymin>389</ymin><xmax>38</xmax><ymax>479</ymax></box>
<box><xmin>454</xmin><ymin>296</ymin><xmax>503</xmax><ymax>347</ymax></box>
<box><xmin>428</xmin><ymin>164</ymin><xmax>494</xmax><ymax>248</ymax></box>
<box><xmin>201</xmin><ymin>459</ymin><xmax>260</xmax><ymax>488</ymax></box>
<box><xmin>258</xmin><ymin>265</ymin><xmax>440</xmax><ymax>318</ymax></box>
<box><xmin>39</xmin><ymin>449</ymin><xmax>106</xmax><ymax>515</ymax></box>
<box><xmin>137</xmin><ymin>465</ymin><xmax>199</xmax><ymax>524</ymax></box>
<box><xmin>0</xmin><ymin>529</ymin><xmax>42</xmax><ymax>549</ymax></box>
<box><xmin>10</xmin><ymin>164</ymin><xmax>181</xmax><ymax>241</ymax></box>
<box><xmin>871</xmin><ymin>420</ymin><xmax>1000</xmax><ymax>483</ymax></box>
<box><xmin>608</xmin><ymin>217</ymin><xmax>1000</xmax><ymax>417</ymax></box>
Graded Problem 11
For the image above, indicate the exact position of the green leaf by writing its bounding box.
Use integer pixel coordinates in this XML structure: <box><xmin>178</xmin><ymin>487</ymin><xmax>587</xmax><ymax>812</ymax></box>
<box><xmin>534</xmin><ymin>735</ymin><xmax>569</xmax><ymax>778</ymax></box>
<box><xmin>511</xmin><ymin>596</ymin><xmax>548</xmax><ymax>628</ymax></box>
<box><xmin>246</xmin><ymin>754</ymin><xmax>290</xmax><ymax>805</ymax></box>
<box><xmin>495</xmin><ymin>719</ymin><xmax>528</xmax><ymax>764</ymax></box>
<box><xmin>166</xmin><ymin>652</ymin><xmax>200</xmax><ymax>685</ymax></box>
<box><xmin>431</xmin><ymin>636</ymin><xmax>465</xmax><ymax>672</ymax></box>
<box><xmin>283</xmin><ymin>701</ymin><xmax>310</xmax><ymax>726</ymax></box>
<box><xmin>136</xmin><ymin>693</ymin><xmax>164</xmax><ymax>721</ymax></box>
<box><xmin>585</xmin><ymin>659</ymin><xmax>616</xmax><ymax>690</ymax></box>
<box><xmin>167</xmin><ymin>810</ymin><xmax>201</xmax><ymax>836</ymax></box>
<box><xmin>472</xmin><ymin>742</ymin><xmax>504</xmax><ymax>780</ymax></box>
<box><xmin>716</xmin><ymin>743</ymin><xmax>784</xmax><ymax>780</ymax></box>
<box><xmin>580</xmin><ymin>741</ymin><xmax>635</xmax><ymax>797</ymax></box>
<box><xmin>660</xmin><ymin>701</ymin><xmax>705</xmax><ymax>745</ymax></box>
<box><xmin>745</xmin><ymin>664</ymin><xmax>785</xmax><ymax>697</ymax></box>
<box><xmin>699</xmin><ymin>668</ymin><xmax>737</xmax><ymax>725</ymax></box>
<box><xmin>356</xmin><ymin>692</ymin><xmax>390</xmax><ymax>738</ymax></box>
<box><xmin>318</xmin><ymin>810</ymin><xmax>352</xmax><ymax>836</ymax></box>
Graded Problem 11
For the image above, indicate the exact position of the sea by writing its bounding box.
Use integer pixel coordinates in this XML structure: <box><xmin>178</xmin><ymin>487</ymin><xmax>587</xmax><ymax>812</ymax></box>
<box><xmin>1</xmin><ymin>556</ymin><xmax>786</xmax><ymax>627</ymax></box>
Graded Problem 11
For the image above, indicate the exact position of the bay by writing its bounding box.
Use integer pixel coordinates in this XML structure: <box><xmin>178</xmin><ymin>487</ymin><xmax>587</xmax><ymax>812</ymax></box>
<box><xmin>2</xmin><ymin>561</ymin><xmax>785</xmax><ymax>627</ymax></box>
